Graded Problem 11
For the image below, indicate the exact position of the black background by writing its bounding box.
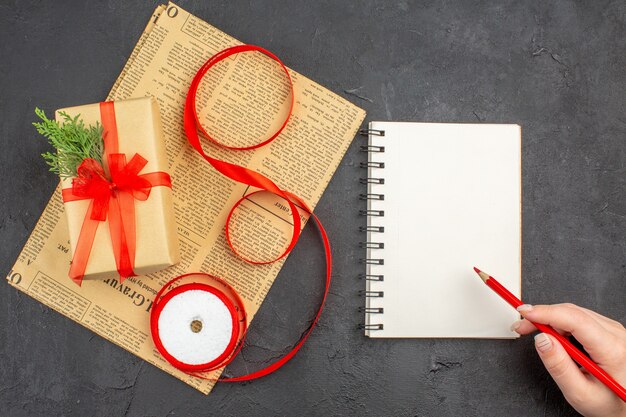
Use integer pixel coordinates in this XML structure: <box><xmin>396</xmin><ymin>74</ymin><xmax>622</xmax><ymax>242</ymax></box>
<box><xmin>1</xmin><ymin>1</ymin><xmax>625</xmax><ymax>416</ymax></box>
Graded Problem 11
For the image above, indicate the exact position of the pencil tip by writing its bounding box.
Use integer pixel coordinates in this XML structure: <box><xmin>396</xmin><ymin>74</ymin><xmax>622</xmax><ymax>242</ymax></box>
<box><xmin>472</xmin><ymin>267</ymin><xmax>489</xmax><ymax>283</ymax></box>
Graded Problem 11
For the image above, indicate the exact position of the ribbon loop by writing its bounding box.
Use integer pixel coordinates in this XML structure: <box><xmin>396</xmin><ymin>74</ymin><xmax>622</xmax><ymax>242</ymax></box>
<box><xmin>71</xmin><ymin>158</ymin><xmax>111</xmax><ymax>221</ymax></box>
<box><xmin>183</xmin><ymin>45</ymin><xmax>300</xmax><ymax>265</ymax></box>
<box><xmin>109</xmin><ymin>153</ymin><xmax>153</xmax><ymax>201</ymax></box>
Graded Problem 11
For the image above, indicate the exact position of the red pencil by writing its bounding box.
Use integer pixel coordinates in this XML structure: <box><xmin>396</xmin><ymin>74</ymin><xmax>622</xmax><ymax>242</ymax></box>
<box><xmin>472</xmin><ymin>266</ymin><xmax>626</xmax><ymax>402</ymax></box>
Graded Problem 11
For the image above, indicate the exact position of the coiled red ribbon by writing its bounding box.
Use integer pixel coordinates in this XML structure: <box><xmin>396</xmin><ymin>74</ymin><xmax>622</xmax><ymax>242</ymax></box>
<box><xmin>62</xmin><ymin>102</ymin><xmax>172</xmax><ymax>285</ymax></box>
<box><xmin>150</xmin><ymin>45</ymin><xmax>332</xmax><ymax>382</ymax></box>
<box><xmin>150</xmin><ymin>273</ymin><xmax>248</xmax><ymax>376</ymax></box>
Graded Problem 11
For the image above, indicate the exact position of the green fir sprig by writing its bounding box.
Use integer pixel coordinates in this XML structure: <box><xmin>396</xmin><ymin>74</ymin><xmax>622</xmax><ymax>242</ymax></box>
<box><xmin>33</xmin><ymin>107</ymin><xmax>104</xmax><ymax>179</ymax></box>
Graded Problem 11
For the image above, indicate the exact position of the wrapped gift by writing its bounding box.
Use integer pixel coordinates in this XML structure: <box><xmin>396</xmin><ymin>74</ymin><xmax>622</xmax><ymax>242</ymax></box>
<box><xmin>57</xmin><ymin>97</ymin><xmax>179</xmax><ymax>284</ymax></box>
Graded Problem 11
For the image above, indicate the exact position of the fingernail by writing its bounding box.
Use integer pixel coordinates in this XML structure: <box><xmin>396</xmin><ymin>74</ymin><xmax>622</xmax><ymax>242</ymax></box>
<box><xmin>510</xmin><ymin>320</ymin><xmax>522</xmax><ymax>332</ymax></box>
<box><xmin>517</xmin><ymin>304</ymin><xmax>533</xmax><ymax>312</ymax></box>
<box><xmin>534</xmin><ymin>333</ymin><xmax>552</xmax><ymax>353</ymax></box>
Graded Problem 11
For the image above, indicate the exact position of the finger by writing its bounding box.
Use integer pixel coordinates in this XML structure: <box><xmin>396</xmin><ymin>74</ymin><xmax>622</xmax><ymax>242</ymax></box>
<box><xmin>518</xmin><ymin>304</ymin><xmax>615</xmax><ymax>357</ymax></box>
<box><xmin>510</xmin><ymin>319</ymin><xmax>570</xmax><ymax>337</ymax></box>
<box><xmin>510</xmin><ymin>318</ymin><xmax>536</xmax><ymax>335</ymax></box>
<box><xmin>534</xmin><ymin>333</ymin><xmax>593</xmax><ymax>406</ymax></box>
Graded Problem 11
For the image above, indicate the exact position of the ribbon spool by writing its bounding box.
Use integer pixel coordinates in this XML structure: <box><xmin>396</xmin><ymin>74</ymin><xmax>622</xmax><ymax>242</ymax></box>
<box><xmin>150</xmin><ymin>44</ymin><xmax>333</xmax><ymax>382</ymax></box>
<box><xmin>150</xmin><ymin>273</ymin><xmax>247</xmax><ymax>375</ymax></box>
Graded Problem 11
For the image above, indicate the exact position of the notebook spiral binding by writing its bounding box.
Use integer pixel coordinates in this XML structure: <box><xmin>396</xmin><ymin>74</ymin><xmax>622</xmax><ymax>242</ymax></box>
<box><xmin>358</xmin><ymin>128</ymin><xmax>385</xmax><ymax>332</ymax></box>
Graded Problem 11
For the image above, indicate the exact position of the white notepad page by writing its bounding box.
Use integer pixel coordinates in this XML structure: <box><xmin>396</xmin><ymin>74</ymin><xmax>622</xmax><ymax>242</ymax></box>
<box><xmin>365</xmin><ymin>122</ymin><xmax>521</xmax><ymax>338</ymax></box>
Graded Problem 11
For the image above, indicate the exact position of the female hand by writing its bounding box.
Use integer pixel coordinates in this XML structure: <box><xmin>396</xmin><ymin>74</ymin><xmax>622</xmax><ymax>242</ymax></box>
<box><xmin>511</xmin><ymin>303</ymin><xmax>626</xmax><ymax>417</ymax></box>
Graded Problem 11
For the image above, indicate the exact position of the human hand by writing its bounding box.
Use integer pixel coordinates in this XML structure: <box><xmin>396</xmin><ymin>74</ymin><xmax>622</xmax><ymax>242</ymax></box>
<box><xmin>510</xmin><ymin>303</ymin><xmax>626</xmax><ymax>417</ymax></box>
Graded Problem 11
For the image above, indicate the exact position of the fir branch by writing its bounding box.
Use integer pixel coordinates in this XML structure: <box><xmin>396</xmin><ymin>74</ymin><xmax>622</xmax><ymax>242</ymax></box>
<box><xmin>33</xmin><ymin>107</ymin><xmax>104</xmax><ymax>179</ymax></box>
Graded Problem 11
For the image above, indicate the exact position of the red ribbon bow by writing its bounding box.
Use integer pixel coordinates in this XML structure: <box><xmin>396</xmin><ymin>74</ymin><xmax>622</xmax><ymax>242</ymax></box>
<box><xmin>61</xmin><ymin>102</ymin><xmax>172</xmax><ymax>286</ymax></box>
<box><xmin>71</xmin><ymin>154</ymin><xmax>152</xmax><ymax>221</ymax></box>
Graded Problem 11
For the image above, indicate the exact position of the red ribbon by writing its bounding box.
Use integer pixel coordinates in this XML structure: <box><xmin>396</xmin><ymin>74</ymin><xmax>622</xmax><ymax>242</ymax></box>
<box><xmin>184</xmin><ymin>44</ymin><xmax>301</xmax><ymax>265</ymax></box>
<box><xmin>152</xmin><ymin>44</ymin><xmax>332</xmax><ymax>382</ymax></box>
<box><xmin>62</xmin><ymin>102</ymin><xmax>172</xmax><ymax>286</ymax></box>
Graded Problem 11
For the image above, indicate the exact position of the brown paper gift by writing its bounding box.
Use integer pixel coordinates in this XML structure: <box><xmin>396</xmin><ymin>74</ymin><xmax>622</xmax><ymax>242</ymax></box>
<box><xmin>57</xmin><ymin>97</ymin><xmax>180</xmax><ymax>282</ymax></box>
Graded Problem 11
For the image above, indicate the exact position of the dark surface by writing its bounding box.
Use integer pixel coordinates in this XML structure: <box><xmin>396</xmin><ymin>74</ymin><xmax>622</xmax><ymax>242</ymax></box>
<box><xmin>1</xmin><ymin>1</ymin><xmax>624</xmax><ymax>416</ymax></box>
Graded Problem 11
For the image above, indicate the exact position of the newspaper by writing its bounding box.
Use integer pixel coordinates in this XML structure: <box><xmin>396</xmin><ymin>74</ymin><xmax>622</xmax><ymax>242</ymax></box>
<box><xmin>6</xmin><ymin>2</ymin><xmax>365</xmax><ymax>394</ymax></box>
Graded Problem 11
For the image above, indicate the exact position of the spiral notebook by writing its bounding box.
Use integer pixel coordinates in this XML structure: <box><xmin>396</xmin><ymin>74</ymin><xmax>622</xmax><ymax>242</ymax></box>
<box><xmin>360</xmin><ymin>121</ymin><xmax>521</xmax><ymax>338</ymax></box>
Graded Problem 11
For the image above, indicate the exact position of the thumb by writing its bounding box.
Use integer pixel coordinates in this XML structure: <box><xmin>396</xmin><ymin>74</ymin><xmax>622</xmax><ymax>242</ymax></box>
<box><xmin>534</xmin><ymin>333</ymin><xmax>592</xmax><ymax>404</ymax></box>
